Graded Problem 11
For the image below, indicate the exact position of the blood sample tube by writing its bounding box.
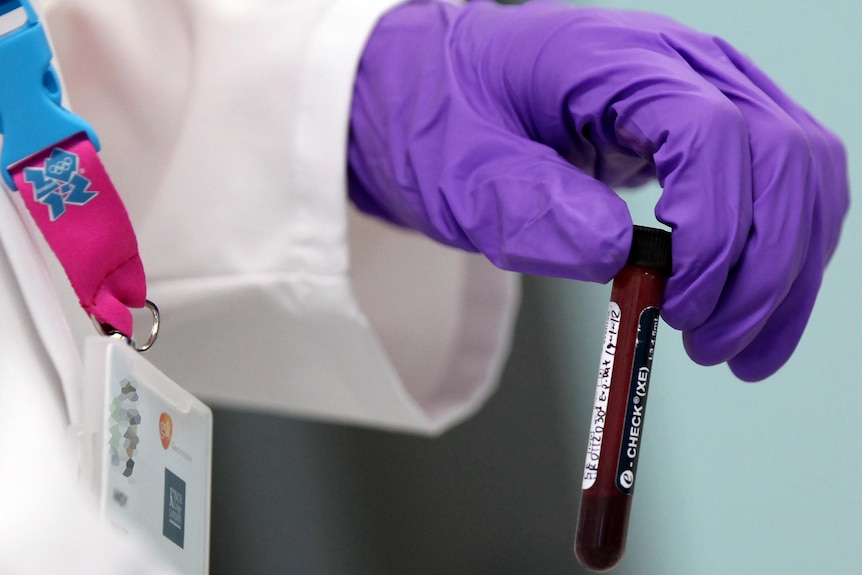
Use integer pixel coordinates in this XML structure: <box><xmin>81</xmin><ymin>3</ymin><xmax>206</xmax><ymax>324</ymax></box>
<box><xmin>575</xmin><ymin>226</ymin><xmax>672</xmax><ymax>572</ymax></box>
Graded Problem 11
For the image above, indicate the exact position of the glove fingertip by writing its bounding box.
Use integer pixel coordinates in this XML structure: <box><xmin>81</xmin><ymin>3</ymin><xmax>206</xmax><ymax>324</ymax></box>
<box><xmin>681</xmin><ymin>330</ymin><xmax>725</xmax><ymax>368</ymax></box>
<box><xmin>727</xmin><ymin>359</ymin><xmax>777</xmax><ymax>383</ymax></box>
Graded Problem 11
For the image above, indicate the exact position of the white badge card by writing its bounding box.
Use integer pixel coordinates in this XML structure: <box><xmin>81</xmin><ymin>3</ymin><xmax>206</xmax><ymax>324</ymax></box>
<box><xmin>83</xmin><ymin>336</ymin><xmax>212</xmax><ymax>575</ymax></box>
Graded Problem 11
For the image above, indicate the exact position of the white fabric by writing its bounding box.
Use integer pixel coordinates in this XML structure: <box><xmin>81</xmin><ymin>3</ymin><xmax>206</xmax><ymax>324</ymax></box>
<box><xmin>1</xmin><ymin>0</ymin><xmax>520</xmax><ymax>569</ymax></box>
<box><xmin>0</xmin><ymin>188</ymin><xmax>174</xmax><ymax>573</ymax></box>
<box><xmin>35</xmin><ymin>0</ymin><xmax>521</xmax><ymax>434</ymax></box>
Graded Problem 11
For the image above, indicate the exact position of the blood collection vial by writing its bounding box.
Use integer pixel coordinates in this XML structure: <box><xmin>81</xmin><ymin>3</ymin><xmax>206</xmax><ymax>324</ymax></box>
<box><xmin>575</xmin><ymin>226</ymin><xmax>672</xmax><ymax>572</ymax></box>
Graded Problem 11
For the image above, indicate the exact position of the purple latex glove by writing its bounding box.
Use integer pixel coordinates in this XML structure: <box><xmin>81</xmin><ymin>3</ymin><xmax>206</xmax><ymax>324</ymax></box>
<box><xmin>348</xmin><ymin>0</ymin><xmax>849</xmax><ymax>381</ymax></box>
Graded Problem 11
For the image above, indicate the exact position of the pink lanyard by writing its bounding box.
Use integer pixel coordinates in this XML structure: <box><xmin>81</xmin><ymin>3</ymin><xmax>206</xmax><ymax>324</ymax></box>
<box><xmin>2</xmin><ymin>1</ymin><xmax>153</xmax><ymax>346</ymax></box>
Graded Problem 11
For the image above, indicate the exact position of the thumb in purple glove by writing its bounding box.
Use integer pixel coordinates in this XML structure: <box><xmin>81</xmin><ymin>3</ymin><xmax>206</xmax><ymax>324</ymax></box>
<box><xmin>349</xmin><ymin>1</ymin><xmax>634</xmax><ymax>283</ymax></box>
<box><xmin>348</xmin><ymin>0</ymin><xmax>849</xmax><ymax>381</ymax></box>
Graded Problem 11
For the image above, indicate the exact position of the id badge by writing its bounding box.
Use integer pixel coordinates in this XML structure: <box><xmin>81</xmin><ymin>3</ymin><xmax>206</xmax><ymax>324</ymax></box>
<box><xmin>83</xmin><ymin>336</ymin><xmax>212</xmax><ymax>574</ymax></box>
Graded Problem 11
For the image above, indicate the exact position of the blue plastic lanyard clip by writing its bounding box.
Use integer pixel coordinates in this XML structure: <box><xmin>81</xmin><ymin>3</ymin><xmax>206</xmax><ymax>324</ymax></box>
<box><xmin>0</xmin><ymin>0</ymin><xmax>99</xmax><ymax>190</ymax></box>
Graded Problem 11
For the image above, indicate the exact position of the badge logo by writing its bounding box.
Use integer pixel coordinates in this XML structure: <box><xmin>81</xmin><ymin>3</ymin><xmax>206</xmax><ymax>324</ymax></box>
<box><xmin>22</xmin><ymin>147</ymin><xmax>98</xmax><ymax>221</ymax></box>
<box><xmin>160</xmin><ymin>412</ymin><xmax>173</xmax><ymax>450</ymax></box>
<box><xmin>163</xmin><ymin>468</ymin><xmax>186</xmax><ymax>548</ymax></box>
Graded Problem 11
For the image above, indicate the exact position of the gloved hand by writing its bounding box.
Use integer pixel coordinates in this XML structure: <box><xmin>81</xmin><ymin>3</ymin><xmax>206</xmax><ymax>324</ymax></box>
<box><xmin>347</xmin><ymin>0</ymin><xmax>849</xmax><ymax>381</ymax></box>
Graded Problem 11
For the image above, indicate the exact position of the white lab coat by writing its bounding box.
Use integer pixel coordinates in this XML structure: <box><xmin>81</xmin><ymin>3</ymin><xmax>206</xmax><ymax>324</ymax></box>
<box><xmin>0</xmin><ymin>0</ymin><xmax>518</xmax><ymax>570</ymax></box>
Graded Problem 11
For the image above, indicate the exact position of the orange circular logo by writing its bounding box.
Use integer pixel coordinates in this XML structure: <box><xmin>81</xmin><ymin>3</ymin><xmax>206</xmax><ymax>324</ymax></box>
<box><xmin>159</xmin><ymin>413</ymin><xmax>173</xmax><ymax>450</ymax></box>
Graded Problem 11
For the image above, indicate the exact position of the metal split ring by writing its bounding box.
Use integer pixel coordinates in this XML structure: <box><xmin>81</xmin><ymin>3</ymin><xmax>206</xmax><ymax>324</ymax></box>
<box><xmin>92</xmin><ymin>300</ymin><xmax>160</xmax><ymax>353</ymax></box>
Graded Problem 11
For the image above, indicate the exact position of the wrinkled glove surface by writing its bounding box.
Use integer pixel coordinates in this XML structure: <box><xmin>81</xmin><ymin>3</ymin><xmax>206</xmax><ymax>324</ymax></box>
<box><xmin>348</xmin><ymin>0</ymin><xmax>849</xmax><ymax>381</ymax></box>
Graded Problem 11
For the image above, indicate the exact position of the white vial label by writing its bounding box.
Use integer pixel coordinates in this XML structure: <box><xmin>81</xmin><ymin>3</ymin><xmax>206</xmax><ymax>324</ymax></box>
<box><xmin>582</xmin><ymin>302</ymin><xmax>621</xmax><ymax>489</ymax></box>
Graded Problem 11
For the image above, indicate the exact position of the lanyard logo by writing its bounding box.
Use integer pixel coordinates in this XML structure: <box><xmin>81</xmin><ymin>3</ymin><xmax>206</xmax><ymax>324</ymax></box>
<box><xmin>22</xmin><ymin>147</ymin><xmax>98</xmax><ymax>221</ymax></box>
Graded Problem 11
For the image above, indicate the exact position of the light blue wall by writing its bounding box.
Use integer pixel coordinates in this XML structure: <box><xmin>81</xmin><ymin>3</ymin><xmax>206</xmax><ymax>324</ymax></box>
<box><xmin>560</xmin><ymin>0</ymin><xmax>862</xmax><ymax>573</ymax></box>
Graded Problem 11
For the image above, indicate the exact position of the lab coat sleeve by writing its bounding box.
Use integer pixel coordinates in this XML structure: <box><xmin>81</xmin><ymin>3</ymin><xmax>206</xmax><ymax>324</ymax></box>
<box><xmin>41</xmin><ymin>0</ymin><xmax>520</xmax><ymax>435</ymax></box>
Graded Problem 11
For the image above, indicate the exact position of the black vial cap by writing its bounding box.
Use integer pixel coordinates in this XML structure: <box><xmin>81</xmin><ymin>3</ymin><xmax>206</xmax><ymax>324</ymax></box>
<box><xmin>627</xmin><ymin>226</ymin><xmax>672</xmax><ymax>276</ymax></box>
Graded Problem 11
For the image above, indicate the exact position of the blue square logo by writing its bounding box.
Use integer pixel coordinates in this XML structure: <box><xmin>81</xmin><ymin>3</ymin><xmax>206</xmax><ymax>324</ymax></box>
<box><xmin>163</xmin><ymin>468</ymin><xmax>186</xmax><ymax>548</ymax></box>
